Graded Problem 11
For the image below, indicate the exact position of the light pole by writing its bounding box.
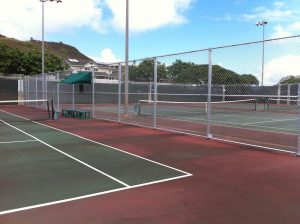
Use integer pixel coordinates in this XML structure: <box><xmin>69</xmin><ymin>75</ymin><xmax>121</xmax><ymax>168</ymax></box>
<box><xmin>40</xmin><ymin>0</ymin><xmax>62</xmax><ymax>99</ymax></box>
<box><xmin>124</xmin><ymin>0</ymin><xmax>129</xmax><ymax>115</ymax></box>
<box><xmin>256</xmin><ymin>20</ymin><xmax>268</xmax><ymax>86</ymax></box>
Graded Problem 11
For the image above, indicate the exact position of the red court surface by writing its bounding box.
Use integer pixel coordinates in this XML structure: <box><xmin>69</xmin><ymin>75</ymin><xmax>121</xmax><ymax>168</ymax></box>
<box><xmin>1</xmin><ymin>117</ymin><xmax>300</xmax><ymax>224</ymax></box>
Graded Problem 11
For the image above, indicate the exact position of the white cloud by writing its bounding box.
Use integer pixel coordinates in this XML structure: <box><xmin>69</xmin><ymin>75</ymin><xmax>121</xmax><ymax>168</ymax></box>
<box><xmin>264</xmin><ymin>55</ymin><xmax>300</xmax><ymax>85</ymax></box>
<box><xmin>243</xmin><ymin>4</ymin><xmax>293</xmax><ymax>22</ymax></box>
<box><xmin>271</xmin><ymin>22</ymin><xmax>300</xmax><ymax>38</ymax></box>
<box><xmin>242</xmin><ymin>1</ymin><xmax>300</xmax><ymax>39</ymax></box>
<box><xmin>0</xmin><ymin>0</ymin><xmax>193</xmax><ymax>40</ymax></box>
<box><xmin>271</xmin><ymin>25</ymin><xmax>293</xmax><ymax>38</ymax></box>
<box><xmin>105</xmin><ymin>0</ymin><xmax>194</xmax><ymax>32</ymax></box>
<box><xmin>90</xmin><ymin>48</ymin><xmax>122</xmax><ymax>63</ymax></box>
<box><xmin>0</xmin><ymin>0</ymin><xmax>103</xmax><ymax>40</ymax></box>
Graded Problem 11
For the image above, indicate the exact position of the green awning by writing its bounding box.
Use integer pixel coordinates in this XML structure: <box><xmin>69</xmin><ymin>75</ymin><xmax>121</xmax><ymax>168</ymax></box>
<box><xmin>61</xmin><ymin>72</ymin><xmax>92</xmax><ymax>84</ymax></box>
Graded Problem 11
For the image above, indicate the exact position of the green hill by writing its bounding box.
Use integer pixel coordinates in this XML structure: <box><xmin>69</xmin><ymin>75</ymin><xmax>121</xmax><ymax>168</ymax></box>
<box><xmin>0</xmin><ymin>35</ymin><xmax>92</xmax><ymax>62</ymax></box>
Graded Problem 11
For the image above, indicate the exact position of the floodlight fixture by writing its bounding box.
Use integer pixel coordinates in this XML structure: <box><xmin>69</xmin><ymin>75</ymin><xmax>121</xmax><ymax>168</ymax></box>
<box><xmin>256</xmin><ymin>21</ymin><xmax>268</xmax><ymax>26</ymax></box>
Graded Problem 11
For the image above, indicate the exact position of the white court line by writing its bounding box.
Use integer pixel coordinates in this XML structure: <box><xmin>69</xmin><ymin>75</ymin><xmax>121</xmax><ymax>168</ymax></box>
<box><xmin>0</xmin><ymin>173</ymin><xmax>190</xmax><ymax>215</ymax></box>
<box><xmin>153</xmin><ymin>113</ymin><xmax>298</xmax><ymax>134</ymax></box>
<box><xmin>33</xmin><ymin>122</ymin><xmax>193</xmax><ymax>176</ymax></box>
<box><xmin>0</xmin><ymin>140</ymin><xmax>38</xmax><ymax>144</ymax></box>
<box><xmin>0</xmin><ymin>120</ymin><xmax>130</xmax><ymax>187</ymax></box>
<box><xmin>243</xmin><ymin>118</ymin><xmax>298</xmax><ymax>125</ymax></box>
<box><xmin>0</xmin><ymin>111</ymin><xmax>193</xmax><ymax>215</ymax></box>
<box><xmin>1</xmin><ymin>110</ymin><xmax>192</xmax><ymax>175</ymax></box>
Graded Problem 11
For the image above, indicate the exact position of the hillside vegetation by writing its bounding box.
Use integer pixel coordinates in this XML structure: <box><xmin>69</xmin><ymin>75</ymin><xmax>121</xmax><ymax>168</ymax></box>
<box><xmin>129</xmin><ymin>59</ymin><xmax>259</xmax><ymax>85</ymax></box>
<box><xmin>0</xmin><ymin>35</ymin><xmax>91</xmax><ymax>62</ymax></box>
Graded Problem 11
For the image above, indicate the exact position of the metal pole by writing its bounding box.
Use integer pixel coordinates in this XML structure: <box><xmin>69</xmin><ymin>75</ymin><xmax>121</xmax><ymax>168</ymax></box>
<box><xmin>153</xmin><ymin>58</ymin><xmax>158</xmax><ymax>129</ymax></box>
<box><xmin>124</xmin><ymin>0</ymin><xmax>129</xmax><ymax>115</ymax></box>
<box><xmin>42</xmin><ymin>1</ymin><xmax>45</xmax><ymax>99</ymax></box>
<box><xmin>277</xmin><ymin>84</ymin><xmax>281</xmax><ymax>104</ymax></box>
<box><xmin>287</xmin><ymin>84</ymin><xmax>291</xmax><ymax>105</ymax></box>
<box><xmin>35</xmin><ymin>75</ymin><xmax>38</xmax><ymax>107</ymax></box>
<box><xmin>297</xmin><ymin>83</ymin><xmax>300</xmax><ymax>156</ymax></box>
<box><xmin>262</xmin><ymin>24</ymin><xmax>265</xmax><ymax>86</ymax></box>
<box><xmin>92</xmin><ymin>69</ymin><xmax>95</xmax><ymax>118</ymax></box>
<box><xmin>207</xmin><ymin>49</ymin><xmax>213</xmax><ymax>140</ymax></box>
<box><xmin>118</xmin><ymin>63</ymin><xmax>122</xmax><ymax>122</ymax></box>
<box><xmin>56</xmin><ymin>72</ymin><xmax>60</xmax><ymax>112</ymax></box>
<box><xmin>72</xmin><ymin>84</ymin><xmax>75</xmax><ymax>109</ymax></box>
<box><xmin>28</xmin><ymin>76</ymin><xmax>30</xmax><ymax>102</ymax></box>
<box><xmin>222</xmin><ymin>84</ymin><xmax>225</xmax><ymax>102</ymax></box>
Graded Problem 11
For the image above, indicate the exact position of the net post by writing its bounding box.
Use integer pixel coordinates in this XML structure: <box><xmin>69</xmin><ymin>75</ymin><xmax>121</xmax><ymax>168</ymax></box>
<box><xmin>92</xmin><ymin>68</ymin><xmax>95</xmax><ymax>118</ymax></box>
<box><xmin>118</xmin><ymin>63</ymin><xmax>122</xmax><ymax>122</ymax></box>
<box><xmin>72</xmin><ymin>84</ymin><xmax>75</xmax><ymax>109</ymax></box>
<box><xmin>153</xmin><ymin>57</ymin><xmax>158</xmax><ymax>129</ymax></box>
<box><xmin>46</xmin><ymin>100</ymin><xmax>50</xmax><ymax>119</ymax></box>
<box><xmin>56</xmin><ymin>72</ymin><xmax>60</xmax><ymax>113</ymax></box>
<box><xmin>51</xmin><ymin>99</ymin><xmax>55</xmax><ymax>120</ymax></box>
<box><xmin>206</xmin><ymin>49</ymin><xmax>212</xmax><ymax>140</ymax></box>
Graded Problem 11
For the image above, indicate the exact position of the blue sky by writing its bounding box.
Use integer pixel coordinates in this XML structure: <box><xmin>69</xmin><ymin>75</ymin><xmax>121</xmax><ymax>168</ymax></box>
<box><xmin>0</xmin><ymin>0</ymin><xmax>300</xmax><ymax>84</ymax></box>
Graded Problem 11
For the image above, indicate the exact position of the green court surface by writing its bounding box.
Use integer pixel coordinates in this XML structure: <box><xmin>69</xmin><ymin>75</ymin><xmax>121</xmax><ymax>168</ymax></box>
<box><xmin>95</xmin><ymin>103</ymin><xmax>298</xmax><ymax>134</ymax></box>
<box><xmin>168</xmin><ymin>111</ymin><xmax>298</xmax><ymax>134</ymax></box>
<box><xmin>0</xmin><ymin>111</ymin><xmax>191</xmax><ymax>214</ymax></box>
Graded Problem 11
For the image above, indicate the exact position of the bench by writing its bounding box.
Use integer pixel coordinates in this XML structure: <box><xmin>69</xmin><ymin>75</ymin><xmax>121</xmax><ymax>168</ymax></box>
<box><xmin>62</xmin><ymin>108</ymin><xmax>91</xmax><ymax>119</ymax></box>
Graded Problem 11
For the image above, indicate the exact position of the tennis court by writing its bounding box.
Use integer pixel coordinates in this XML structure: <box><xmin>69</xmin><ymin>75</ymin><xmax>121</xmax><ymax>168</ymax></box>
<box><xmin>76</xmin><ymin>98</ymin><xmax>298</xmax><ymax>152</ymax></box>
<box><xmin>0</xmin><ymin>103</ymin><xmax>191</xmax><ymax>215</ymax></box>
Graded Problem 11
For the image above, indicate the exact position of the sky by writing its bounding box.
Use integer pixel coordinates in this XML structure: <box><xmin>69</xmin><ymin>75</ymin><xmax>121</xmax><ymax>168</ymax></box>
<box><xmin>0</xmin><ymin>0</ymin><xmax>300</xmax><ymax>84</ymax></box>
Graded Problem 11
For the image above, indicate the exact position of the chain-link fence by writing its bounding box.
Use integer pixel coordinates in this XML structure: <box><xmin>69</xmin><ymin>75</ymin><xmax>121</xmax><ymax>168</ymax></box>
<box><xmin>23</xmin><ymin>35</ymin><xmax>300</xmax><ymax>155</ymax></box>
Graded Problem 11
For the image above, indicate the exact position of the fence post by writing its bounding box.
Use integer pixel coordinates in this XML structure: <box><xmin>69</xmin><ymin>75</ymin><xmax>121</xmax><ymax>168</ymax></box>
<box><xmin>222</xmin><ymin>84</ymin><xmax>226</xmax><ymax>102</ymax></box>
<box><xmin>207</xmin><ymin>49</ymin><xmax>212</xmax><ymax>139</ymax></box>
<box><xmin>35</xmin><ymin>75</ymin><xmax>38</xmax><ymax>107</ymax></box>
<box><xmin>153</xmin><ymin>58</ymin><xmax>158</xmax><ymax>129</ymax></box>
<box><xmin>45</xmin><ymin>73</ymin><xmax>48</xmax><ymax>100</ymax></box>
<box><xmin>297</xmin><ymin>84</ymin><xmax>300</xmax><ymax>156</ymax></box>
<box><xmin>27</xmin><ymin>76</ymin><xmax>30</xmax><ymax>103</ymax></box>
<box><xmin>72</xmin><ymin>84</ymin><xmax>75</xmax><ymax>109</ymax></box>
<box><xmin>287</xmin><ymin>84</ymin><xmax>290</xmax><ymax>105</ymax></box>
<box><xmin>118</xmin><ymin>63</ymin><xmax>122</xmax><ymax>122</ymax></box>
<box><xmin>92</xmin><ymin>69</ymin><xmax>95</xmax><ymax>118</ymax></box>
<box><xmin>277</xmin><ymin>84</ymin><xmax>281</xmax><ymax>104</ymax></box>
<box><xmin>56</xmin><ymin>72</ymin><xmax>60</xmax><ymax>113</ymax></box>
<box><xmin>148</xmin><ymin>81</ymin><xmax>152</xmax><ymax>102</ymax></box>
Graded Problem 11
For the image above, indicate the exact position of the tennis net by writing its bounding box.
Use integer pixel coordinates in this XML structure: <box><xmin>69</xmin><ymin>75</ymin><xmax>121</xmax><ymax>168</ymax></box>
<box><xmin>0</xmin><ymin>99</ymin><xmax>53</xmax><ymax>122</ymax></box>
<box><xmin>136</xmin><ymin>99</ymin><xmax>257</xmax><ymax>117</ymax></box>
<box><xmin>266</xmin><ymin>98</ymin><xmax>299</xmax><ymax>113</ymax></box>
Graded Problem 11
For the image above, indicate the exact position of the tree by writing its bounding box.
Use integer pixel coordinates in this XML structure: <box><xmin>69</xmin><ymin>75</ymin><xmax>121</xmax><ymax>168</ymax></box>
<box><xmin>128</xmin><ymin>60</ymin><xmax>168</xmax><ymax>81</ymax></box>
<box><xmin>0</xmin><ymin>42</ymin><xmax>67</xmax><ymax>76</ymax></box>
<box><xmin>0</xmin><ymin>42</ymin><xmax>23</xmax><ymax>74</ymax></box>
<box><xmin>169</xmin><ymin>61</ymin><xmax>258</xmax><ymax>85</ymax></box>
<box><xmin>281</xmin><ymin>76</ymin><xmax>300</xmax><ymax>84</ymax></box>
<box><xmin>167</xmin><ymin>59</ymin><xmax>195</xmax><ymax>79</ymax></box>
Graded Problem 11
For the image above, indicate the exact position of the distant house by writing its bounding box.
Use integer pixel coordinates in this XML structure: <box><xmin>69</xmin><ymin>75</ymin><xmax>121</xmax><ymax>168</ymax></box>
<box><xmin>66</xmin><ymin>59</ymin><xmax>117</xmax><ymax>80</ymax></box>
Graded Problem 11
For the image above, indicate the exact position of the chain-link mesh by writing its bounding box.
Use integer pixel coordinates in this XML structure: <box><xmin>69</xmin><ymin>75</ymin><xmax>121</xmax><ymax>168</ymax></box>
<box><xmin>209</xmin><ymin>40</ymin><xmax>299</xmax><ymax>153</ymax></box>
<box><xmin>25</xmin><ymin>35</ymin><xmax>300</xmax><ymax>154</ymax></box>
